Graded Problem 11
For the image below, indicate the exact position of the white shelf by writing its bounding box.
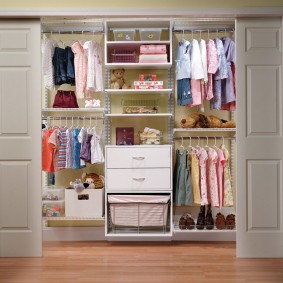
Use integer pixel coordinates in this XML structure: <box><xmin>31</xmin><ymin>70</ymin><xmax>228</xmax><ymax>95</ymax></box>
<box><xmin>42</xmin><ymin>108</ymin><xmax>105</xmax><ymax>113</ymax></box>
<box><xmin>105</xmin><ymin>113</ymin><xmax>173</xmax><ymax>117</ymax></box>
<box><xmin>105</xmin><ymin>89</ymin><xmax>172</xmax><ymax>94</ymax></box>
<box><xmin>173</xmin><ymin>128</ymin><xmax>236</xmax><ymax>133</ymax></box>
<box><xmin>105</xmin><ymin>63</ymin><xmax>172</xmax><ymax>69</ymax></box>
<box><xmin>43</xmin><ymin>216</ymin><xmax>105</xmax><ymax>221</ymax></box>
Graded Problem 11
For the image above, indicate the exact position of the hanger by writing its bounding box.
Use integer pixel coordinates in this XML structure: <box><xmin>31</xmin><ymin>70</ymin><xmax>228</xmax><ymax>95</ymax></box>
<box><xmin>191</xmin><ymin>30</ymin><xmax>194</xmax><ymax>41</ymax></box>
<box><xmin>207</xmin><ymin>29</ymin><xmax>210</xmax><ymax>40</ymax></box>
<box><xmin>220</xmin><ymin>136</ymin><xmax>226</xmax><ymax>149</ymax></box>
<box><xmin>195</xmin><ymin>136</ymin><xmax>201</xmax><ymax>150</ymax></box>
<box><xmin>76</xmin><ymin>116</ymin><xmax>80</xmax><ymax>129</ymax></box>
<box><xmin>57</xmin><ymin>30</ymin><xmax>64</xmax><ymax>47</ymax></box>
<box><xmin>178</xmin><ymin>136</ymin><xmax>185</xmax><ymax>154</ymax></box>
<box><xmin>204</xmin><ymin>136</ymin><xmax>210</xmax><ymax>149</ymax></box>
<box><xmin>213</xmin><ymin>136</ymin><xmax>219</xmax><ymax>151</ymax></box>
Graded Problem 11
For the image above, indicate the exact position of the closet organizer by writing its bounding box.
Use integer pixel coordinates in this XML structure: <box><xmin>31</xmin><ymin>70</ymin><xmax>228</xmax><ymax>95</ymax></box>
<box><xmin>40</xmin><ymin>18</ymin><xmax>236</xmax><ymax>242</ymax></box>
<box><xmin>41</xmin><ymin>21</ymin><xmax>106</xmax><ymax>231</ymax></box>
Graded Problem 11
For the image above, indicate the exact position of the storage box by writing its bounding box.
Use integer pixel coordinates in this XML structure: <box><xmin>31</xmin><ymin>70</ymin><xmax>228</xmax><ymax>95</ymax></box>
<box><xmin>65</xmin><ymin>188</ymin><xmax>104</xmax><ymax>218</ymax></box>
<box><xmin>139</xmin><ymin>74</ymin><xmax>157</xmax><ymax>81</ymax></box>
<box><xmin>134</xmin><ymin>81</ymin><xmax>164</xmax><ymax>89</ymax></box>
<box><xmin>139</xmin><ymin>28</ymin><xmax>161</xmax><ymax>41</ymax></box>
<box><xmin>116</xmin><ymin>127</ymin><xmax>134</xmax><ymax>145</ymax></box>
<box><xmin>42</xmin><ymin>186</ymin><xmax>65</xmax><ymax>201</ymax></box>
<box><xmin>108</xmin><ymin>195</ymin><xmax>170</xmax><ymax>227</ymax></box>
<box><xmin>113</xmin><ymin>29</ymin><xmax>135</xmax><ymax>41</ymax></box>
<box><xmin>139</xmin><ymin>131</ymin><xmax>163</xmax><ymax>145</ymax></box>
<box><xmin>111</xmin><ymin>49</ymin><xmax>137</xmax><ymax>63</ymax></box>
<box><xmin>42</xmin><ymin>200</ymin><xmax>64</xmax><ymax>217</ymax></box>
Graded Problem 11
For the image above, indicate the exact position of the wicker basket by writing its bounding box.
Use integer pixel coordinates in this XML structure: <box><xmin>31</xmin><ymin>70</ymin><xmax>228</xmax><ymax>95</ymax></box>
<box><xmin>111</xmin><ymin>49</ymin><xmax>137</xmax><ymax>63</ymax></box>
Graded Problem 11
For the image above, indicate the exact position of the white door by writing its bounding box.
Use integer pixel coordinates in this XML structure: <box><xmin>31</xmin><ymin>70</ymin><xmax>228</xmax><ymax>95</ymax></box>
<box><xmin>0</xmin><ymin>20</ymin><xmax>42</xmax><ymax>257</ymax></box>
<box><xmin>236</xmin><ymin>17</ymin><xmax>283</xmax><ymax>257</ymax></box>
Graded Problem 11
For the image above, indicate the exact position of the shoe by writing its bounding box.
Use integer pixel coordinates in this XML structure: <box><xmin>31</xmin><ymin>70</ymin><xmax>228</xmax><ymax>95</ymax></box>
<box><xmin>185</xmin><ymin>213</ymin><xmax>195</xmax><ymax>230</ymax></box>
<box><xmin>205</xmin><ymin>204</ymin><xmax>214</xmax><ymax>230</ymax></box>
<box><xmin>196</xmin><ymin>205</ymin><xmax>205</xmax><ymax>230</ymax></box>
<box><xmin>215</xmin><ymin>212</ymin><xmax>226</xmax><ymax>230</ymax></box>
<box><xmin>225</xmin><ymin>213</ymin><xmax>236</xmax><ymax>230</ymax></box>
<box><xmin>178</xmin><ymin>214</ymin><xmax>186</xmax><ymax>230</ymax></box>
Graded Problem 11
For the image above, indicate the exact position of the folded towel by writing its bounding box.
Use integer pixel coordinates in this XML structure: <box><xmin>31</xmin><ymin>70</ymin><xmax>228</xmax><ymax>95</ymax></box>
<box><xmin>139</xmin><ymin>54</ymin><xmax>168</xmax><ymax>63</ymax></box>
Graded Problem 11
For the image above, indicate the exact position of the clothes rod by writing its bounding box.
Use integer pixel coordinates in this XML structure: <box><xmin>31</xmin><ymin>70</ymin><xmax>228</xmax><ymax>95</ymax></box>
<box><xmin>42</xmin><ymin>116</ymin><xmax>104</xmax><ymax>120</ymax></box>
<box><xmin>173</xmin><ymin>27</ymin><xmax>234</xmax><ymax>33</ymax></box>
<box><xmin>42</xmin><ymin>29</ymin><xmax>104</xmax><ymax>34</ymax></box>
<box><xmin>173</xmin><ymin>136</ymin><xmax>235</xmax><ymax>140</ymax></box>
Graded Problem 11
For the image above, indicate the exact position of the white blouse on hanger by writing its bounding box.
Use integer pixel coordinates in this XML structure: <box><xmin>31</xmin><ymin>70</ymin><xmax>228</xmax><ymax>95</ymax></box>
<box><xmin>42</xmin><ymin>36</ymin><xmax>58</xmax><ymax>90</ymax></box>
<box><xmin>83</xmin><ymin>40</ymin><xmax>103</xmax><ymax>92</ymax></box>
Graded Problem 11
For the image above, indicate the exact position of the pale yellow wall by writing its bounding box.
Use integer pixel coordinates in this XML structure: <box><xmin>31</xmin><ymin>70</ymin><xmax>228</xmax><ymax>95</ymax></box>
<box><xmin>1</xmin><ymin>0</ymin><xmax>283</xmax><ymax>9</ymax></box>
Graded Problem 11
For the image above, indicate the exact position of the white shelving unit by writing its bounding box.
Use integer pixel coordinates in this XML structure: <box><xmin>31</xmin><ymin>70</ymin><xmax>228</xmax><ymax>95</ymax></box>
<box><xmin>42</xmin><ymin>108</ymin><xmax>105</xmax><ymax>113</ymax></box>
<box><xmin>104</xmin><ymin>19</ymin><xmax>174</xmax><ymax>239</ymax></box>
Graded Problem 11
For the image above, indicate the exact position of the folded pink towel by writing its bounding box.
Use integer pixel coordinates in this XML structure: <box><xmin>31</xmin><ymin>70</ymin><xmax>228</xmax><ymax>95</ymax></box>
<box><xmin>139</xmin><ymin>54</ymin><xmax>168</xmax><ymax>63</ymax></box>
<box><xmin>140</xmin><ymin>44</ymin><xmax>167</xmax><ymax>54</ymax></box>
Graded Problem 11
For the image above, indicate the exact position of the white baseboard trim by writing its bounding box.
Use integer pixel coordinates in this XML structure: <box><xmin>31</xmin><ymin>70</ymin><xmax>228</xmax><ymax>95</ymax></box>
<box><xmin>43</xmin><ymin>227</ymin><xmax>236</xmax><ymax>241</ymax></box>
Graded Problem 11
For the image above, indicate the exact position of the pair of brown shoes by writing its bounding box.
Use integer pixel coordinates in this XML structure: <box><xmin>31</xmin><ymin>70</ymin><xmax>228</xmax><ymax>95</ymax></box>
<box><xmin>196</xmin><ymin>204</ymin><xmax>214</xmax><ymax>230</ymax></box>
<box><xmin>215</xmin><ymin>213</ymin><xmax>236</xmax><ymax>229</ymax></box>
<box><xmin>179</xmin><ymin>213</ymin><xmax>195</xmax><ymax>230</ymax></box>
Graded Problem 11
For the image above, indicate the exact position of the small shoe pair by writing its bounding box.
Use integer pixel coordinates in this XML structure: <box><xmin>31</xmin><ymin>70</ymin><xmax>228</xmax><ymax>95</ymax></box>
<box><xmin>196</xmin><ymin>204</ymin><xmax>214</xmax><ymax>230</ymax></box>
<box><xmin>85</xmin><ymin>99</ymin><xmax>101</xmax><ymax>108</ymax></box>
<box><xmin>215</xmin><ymin>213</ymin><xmax>236</xmax><ymax>230</ymax></box>
<box><xmin>178</xmin><ymin>213</ymin><xmax>195</xmax><ymax>230</ymax></box>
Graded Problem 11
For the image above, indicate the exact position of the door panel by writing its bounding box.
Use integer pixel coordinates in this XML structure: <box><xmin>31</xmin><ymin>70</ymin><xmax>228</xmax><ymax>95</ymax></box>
<box><xmin>236</xmin><ymin>17</ymin><xmax>283</xmax><ymax>258</ymax></box>
<box><xmin>0</xmin><ymin>20</ymin><xmax>41</xmax><ymax>257</ymax></box>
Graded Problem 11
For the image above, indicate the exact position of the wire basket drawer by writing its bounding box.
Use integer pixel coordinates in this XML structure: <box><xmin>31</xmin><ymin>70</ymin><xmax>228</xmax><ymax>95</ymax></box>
<box><xmin>111</xmin><ymin>49</ymin><xmax>137</xmax><ymax>63</ymax></box>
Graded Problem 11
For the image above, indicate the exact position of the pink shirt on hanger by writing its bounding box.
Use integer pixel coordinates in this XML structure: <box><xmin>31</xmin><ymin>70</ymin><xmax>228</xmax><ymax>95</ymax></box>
<box><xmin>207</xmin><ymin>147</ymin><xmax>219</xmax><ymax>207</ymax></box>
<box><xmin>216</xmin><ymin>148</ymin><xmax>226</xmax><ymax>208</ymax></box>
<box><xmin>71</xmin><ymin>41</ymin><xmax>88</xmax><ymax>99</ymax></box>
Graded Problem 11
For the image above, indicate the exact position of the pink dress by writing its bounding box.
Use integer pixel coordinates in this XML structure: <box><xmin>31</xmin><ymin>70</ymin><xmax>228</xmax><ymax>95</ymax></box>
<box><xmin>71</xmin><ymin>41</ymin><xmax>88</xmax><ymax>99</ymax></box>
<box><xmin>205</xmin><ymin>39</ymin><xmax>218</xmax><ymax>100</ymax></box>
<box><xmin>197</xmin><ymin>148</ymin><xmax>208</xmax><ymax>205</ymax></box>
<box><xmin>216</xmin><ymin>149</ymin><xmax>226</xmax><ymax>208</ymax></box>
<box><xmin>207</xmin><ymin>147</ymin><xmax>219</xmax><ymax>207</ymax></box>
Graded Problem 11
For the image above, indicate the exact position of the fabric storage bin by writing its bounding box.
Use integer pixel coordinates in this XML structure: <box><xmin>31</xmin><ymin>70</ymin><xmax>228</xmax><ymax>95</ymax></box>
<box><xmin>108</xmin><ymin>195</ymin><xmax>170</xmax><ymax>227</ymax></box>
<box><xmin>42</xmin><ymin>186</ymin><xmax>65</xmax><ymax>201</ymax></box>
<box><xmin>113</xmin><ymin>29</ymin><xmax>135</xmax><ymax>41</ymax></box>
<box><xmin>65</xmin><ymin>188</ymin><xmax>104</xmax><ymax>218</ymax></box>
<box><xmin>139</xmin><ymin>28</ymin><xmax>161</xmax><ymax>41</ymax></box>
<box><xmin>42</xmin><ymin>200</ymin><xmax>64</xmax><ymax>217</ymax></box>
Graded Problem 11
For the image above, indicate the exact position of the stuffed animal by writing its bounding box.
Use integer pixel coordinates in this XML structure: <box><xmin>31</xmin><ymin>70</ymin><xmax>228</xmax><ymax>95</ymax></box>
<box><xmin>82</xmin><ymin>172</ymin><xmax>105</xmax><ymax>189</ymax></box>
<box><xmin>180</xmin><ymin>112</ymin><xmax>236</xmax><ymax>129</ymax></box>
<box><xmin>110</xmin><ymin>68</ymin><xmax>131</xmax><ymax>89</ymax></box>
<box><xmin>69</xmin><ymin>179</ymin><xmax>85</xmax><ymax>193</ymax></box>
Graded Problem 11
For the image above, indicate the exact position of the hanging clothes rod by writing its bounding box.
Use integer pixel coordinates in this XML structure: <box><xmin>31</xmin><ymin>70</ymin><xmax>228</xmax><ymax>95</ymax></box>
<box><xmin>42</xmin><ymin>116</ymin><xmax>104</xmax><ymax>121</ymax></box>
<box><xmin>173</xmin><ymin>27</ymin><xmax>234</xmax><ymax>33</ymax></box>
<box><xmin>173</xmin><ymin>136</ymin><xmax>236</xmax><ymax>140</ymax></box>
<box><xmin>41</xmin><ymin>28</ymin><xmax>104</xmax><ymax>34</ymax></box>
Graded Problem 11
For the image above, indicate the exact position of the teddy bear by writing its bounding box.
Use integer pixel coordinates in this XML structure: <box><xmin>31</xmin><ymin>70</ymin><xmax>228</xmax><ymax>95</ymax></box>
<box><xmin>180</xmin><ymin>112</ymin><xmax>236</xmax><ymax>129</ymax></box>
<box><xmin>82</xmin><ymin>172</ymin><xmax>105</xmax><ymax>189</ymax></box>
<box><xmin>110</xmin><ymin>68</ymin><xmax>131</xmax><ymax>89</ymax></box>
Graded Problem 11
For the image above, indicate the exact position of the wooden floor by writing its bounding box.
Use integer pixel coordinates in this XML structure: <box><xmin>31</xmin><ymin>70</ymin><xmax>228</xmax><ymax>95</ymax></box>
<box><xmin>0</xmin><ymin>241</ymin><xmax>283</xmax><ymax>283</ymax></box>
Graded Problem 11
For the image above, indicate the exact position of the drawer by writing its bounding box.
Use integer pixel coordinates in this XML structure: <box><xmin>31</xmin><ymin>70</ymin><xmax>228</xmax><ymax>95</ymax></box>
<box><xmin>106</xmin><ymin>146</ymin><xmax>171</xmax><ymax>168</ymax></box>
<box><xmin>106</xmin><ymin>168</ymin><xmax>171</xmax><ymax>191</ymax></box>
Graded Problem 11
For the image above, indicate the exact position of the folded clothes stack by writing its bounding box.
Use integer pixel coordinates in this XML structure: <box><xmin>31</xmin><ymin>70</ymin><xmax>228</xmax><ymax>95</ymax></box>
<box><xmin>139</xmin><ymin>44</ymin><xmax>168</xmax><ymax>63</ymax></box>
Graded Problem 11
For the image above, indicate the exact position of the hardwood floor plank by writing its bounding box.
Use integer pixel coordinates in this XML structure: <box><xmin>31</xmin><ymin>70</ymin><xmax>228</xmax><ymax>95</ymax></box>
<box><xmin>0</xmin><ymin>241</ymin><xmax>282</xmax><ymax>283</ymax></box>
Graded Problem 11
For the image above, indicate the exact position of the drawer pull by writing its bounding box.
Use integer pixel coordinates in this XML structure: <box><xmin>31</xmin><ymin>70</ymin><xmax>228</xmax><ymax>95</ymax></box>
<box><xmin>133</xmin><ymin>177</ymin><xmax>146</xmax><ymax>182</ymax></box>
<box><xmin>132</xmin><ymin>157</ymin><xmax>145</xmax><ymax>160</ymax></box>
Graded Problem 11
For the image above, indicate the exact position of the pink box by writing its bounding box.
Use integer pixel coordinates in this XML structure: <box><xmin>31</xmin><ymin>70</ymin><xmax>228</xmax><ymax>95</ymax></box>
<box><xmin>140</xmin><ymin>44</ymin><xmax>167</xmax><ymax>54</ymax></box>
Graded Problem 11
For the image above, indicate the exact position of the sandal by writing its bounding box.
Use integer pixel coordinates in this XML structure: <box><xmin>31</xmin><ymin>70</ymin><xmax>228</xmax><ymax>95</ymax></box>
<box><xmin>215</xmin><ymin>212</ymin><xmax>226</xmax><ymax>230</ymax></box>
<box><xmin>178</xmin><ymin>214</ymin><xmax>187</xmax><ymax>230</ymax></box>
<box><xmin>185</xmin><ymin>213</ymin><xmax>195</xmax><ymax>230</ymax></box>
<box><xmin>225</xmin><ymin>213</ymin><xmax>236</xmax><ymax>229</ymax></box>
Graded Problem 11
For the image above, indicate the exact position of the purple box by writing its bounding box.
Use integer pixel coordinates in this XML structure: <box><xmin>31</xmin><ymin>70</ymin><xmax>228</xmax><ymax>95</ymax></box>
<box><xmin>116</xmin><ymin>127</ymin><xmax>134</xmax><ymax>145</ymax></box>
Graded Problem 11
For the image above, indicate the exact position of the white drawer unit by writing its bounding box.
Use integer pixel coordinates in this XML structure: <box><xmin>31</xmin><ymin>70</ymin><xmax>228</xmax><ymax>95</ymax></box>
<box><xmin>105</xmin><ymin>145</ymin><xmax>173</xmax><ymax>237</ymax></box>
<box><xmin>106</xmin><ymin>168</ymin><xmax>171</xmax><ymax>191</ymax></box>
<box><xmin>106</xmin><ymin>145</ymin><xmax>172</xmax><ymax>168</ymax></box>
